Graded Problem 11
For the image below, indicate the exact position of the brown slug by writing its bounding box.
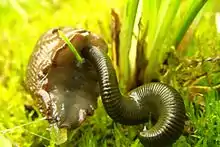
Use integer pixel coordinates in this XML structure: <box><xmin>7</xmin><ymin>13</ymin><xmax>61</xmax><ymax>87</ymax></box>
<box><xmin>25</xmin><ymin>27</ymin><xmax>108</xmax><ymax>129</ymax></box>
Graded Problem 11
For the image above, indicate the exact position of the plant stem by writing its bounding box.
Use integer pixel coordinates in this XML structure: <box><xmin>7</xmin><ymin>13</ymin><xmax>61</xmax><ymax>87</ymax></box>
<box><xmin>119</xmin><ymin>0</ymin><xmax>140</xmax><ymax>92</ymax></box>
<box><xmin>174</xmin><ymin>0</ymin><xmax>208</xmax><ymax>48</ymax></box>
<box><xmin>58</xmin><ymin>30</ymin><xmax>84</xmax><ymax>63</ymax></box>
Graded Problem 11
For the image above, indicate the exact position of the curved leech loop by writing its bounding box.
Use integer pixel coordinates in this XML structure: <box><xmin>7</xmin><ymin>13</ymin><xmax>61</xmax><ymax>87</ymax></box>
<box><xmin>82</xmin><ymin>46</ymin><xmax>186</xmax><ymax>147</ymax></box>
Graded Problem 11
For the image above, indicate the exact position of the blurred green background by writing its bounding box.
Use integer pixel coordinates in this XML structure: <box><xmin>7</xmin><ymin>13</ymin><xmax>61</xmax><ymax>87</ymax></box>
<box><xmin>0</xmin><ymin>0</ymin><xmax>220</xmax><ymax>147</ymax></box>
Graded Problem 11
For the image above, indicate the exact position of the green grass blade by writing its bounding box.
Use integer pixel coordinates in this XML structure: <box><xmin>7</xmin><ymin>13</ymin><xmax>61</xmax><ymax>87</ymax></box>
<box><xmin>128</xmin><ymin>0</ymin><xmax>142</xmax><ymax>90</ymax></box>
<box><xmin>143</xmin><ymin>0</ymin><xmax>180</xmax><ymax>82</ymax></box>
<box><xmin>58</xmin><ymin>30</ymin><xmax>84</xmax><ymax>63</ymax></box>
<box><xmin>173</xmin><ymin>0</ymin><xmax>208</xmax><ymax>48</ymax></box>
<box><xmin>144</xmin><ymin>0</ymin><xmax>158</xmax><ymax>59</ymax></box>
<box><xmin>119</xmin><ymin>0</ymin><xmax>140</xmax><ymax>92</ymax></box>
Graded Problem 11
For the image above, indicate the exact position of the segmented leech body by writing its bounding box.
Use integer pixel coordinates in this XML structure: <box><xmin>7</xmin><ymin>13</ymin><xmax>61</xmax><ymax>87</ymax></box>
<box><xmin>25</xmin><ymin>27</ymin><xmax>186</xmax><ymax>146</ymax></box>
<box><xmin>82</xmin><ymin>46</ymin><xmax>186</xmax><ymax>147</ymax></box>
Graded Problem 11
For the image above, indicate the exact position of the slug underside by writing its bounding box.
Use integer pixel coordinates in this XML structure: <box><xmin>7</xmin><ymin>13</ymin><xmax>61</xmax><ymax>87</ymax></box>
<box><xmin>46</xmin><ymin>58</ymin><xmax>100</xmax><ymax>128</ymax></box>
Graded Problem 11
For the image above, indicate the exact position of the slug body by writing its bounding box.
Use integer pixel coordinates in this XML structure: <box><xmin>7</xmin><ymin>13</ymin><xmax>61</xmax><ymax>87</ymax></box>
<box><xmin>25</xmin><ymin>27</ymin><xmax>186</xmax><ymax>146</ymax></box>
<box><xmin>25</xmin><ymin>27</ymin><xmax>108</xmax><ymax>128</ymax></box>
<box><xmin>82</xmin><ymin>46</ymin><xmax>186</xmax><ymax>147</ymax></box>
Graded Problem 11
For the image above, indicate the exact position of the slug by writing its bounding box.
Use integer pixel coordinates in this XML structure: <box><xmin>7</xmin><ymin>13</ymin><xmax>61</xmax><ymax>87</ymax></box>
<box><xmin>25</xmin><ymin>27</ymin><xmax>186</xmax><ymax>146</ymax></box>
<box><xmin>25</xmin><ymin>27</ymin><xmax>108</xmax><ymax>128</ymax></box>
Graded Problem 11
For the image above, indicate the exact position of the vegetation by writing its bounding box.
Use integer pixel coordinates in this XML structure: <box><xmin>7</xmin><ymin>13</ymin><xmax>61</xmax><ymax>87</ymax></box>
<box><xmin>0</xmin><ymin>0</ymin><xmax>220</xmax><ymax>146</ymax></box>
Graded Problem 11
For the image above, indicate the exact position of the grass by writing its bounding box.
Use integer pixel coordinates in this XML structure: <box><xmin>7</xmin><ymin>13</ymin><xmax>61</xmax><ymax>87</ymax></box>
<box><xmin>0</xmin><ymin>0</ymin><xmax>220</xmax><ymax>147</ymax></box>
<box><xmin>58</xmin><ymin>30</ymin><xmax>84</xmax><ymax>63</ymax></box>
